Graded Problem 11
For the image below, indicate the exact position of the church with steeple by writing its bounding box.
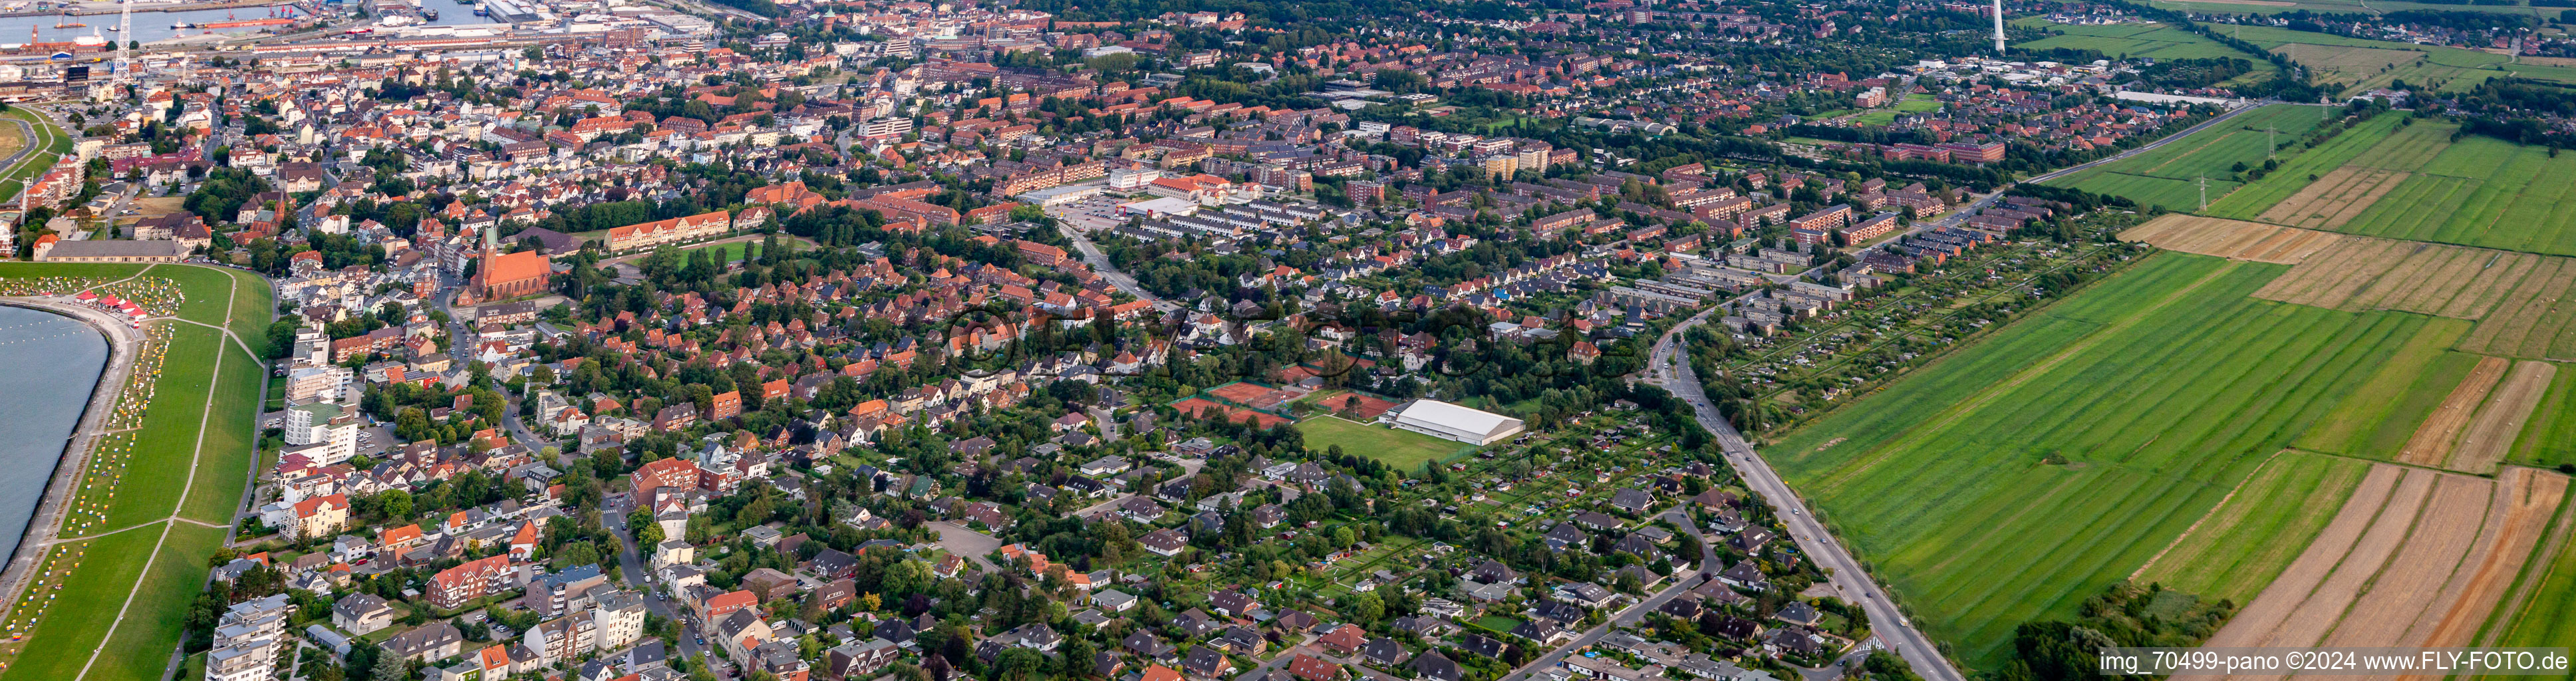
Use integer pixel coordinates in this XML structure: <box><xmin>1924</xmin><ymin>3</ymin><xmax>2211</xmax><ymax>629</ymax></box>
<box><xmin>469</xmin><ymin>224</ymin><xmax>550</xmax><ymax>302</ymax></box>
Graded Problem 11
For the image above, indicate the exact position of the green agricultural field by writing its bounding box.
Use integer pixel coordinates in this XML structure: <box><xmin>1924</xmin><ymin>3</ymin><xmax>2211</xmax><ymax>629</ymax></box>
<box><xmin>2140</xmin><ymin>0</ymin><xmax>2552</xmax><ymax>17</ymax></box>
<box><xmin>2131</xmin><ymin>451</ymin><xmax>2371</xmax><ymax>603</ymax></box>
<box><xmin>2199</xmin><ymin>114</ymin><xmax>2406</xmax><ymax>219</ymax></box>
<box><xmin>1298</xmin><ymin>414</ymin><xmax>1468</xmax><ymax>471</ymax></box>
<box><xmin>1767</xmin><ymin>253</ymin><xmax>2446</xmax><ymax>670</ymax></box>
<box><xmin>2508</xmin><ymin>367</ymin><xmax>2576</xmax><ymax>470</ymax></box>
<box><xmin>2292</xmin><ymin>317</ymin><xmax>2478</xmax><ymax>460</ymax></box>
<box><xmin>2335</xmin><ymin>134</ymin><xmax>2576</xmax><ymax>257</ymax></box>
<box><xmin>2046</xmin><ymin>104</ymin><xmax>2330</xmax><ymax>209</ymax></box>
<box><xmin>2015</xmin><ymin>20</ymin><xmax>2270</xmax><ymax>63</ymax></box>
<box><xmin>2214</xmin><ymin>25</ymin><xmax>2564</xmax><ymax>95</ymax></box>
<box><xmin>2049</xmin><ymin>168</ymin><xmax>2237</xmax><ymax>212</ymax></box>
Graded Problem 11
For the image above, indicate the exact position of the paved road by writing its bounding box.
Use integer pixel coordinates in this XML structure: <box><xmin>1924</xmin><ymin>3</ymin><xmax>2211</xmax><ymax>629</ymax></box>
<box><xmin>603</xmin><ymin>496</ymin><xmax>714</xmax><ymax>663</ymax></box>
<box><xmin>1053</xmin><ymin>221</ymin><xmax>1182</xmax><ymax>313</ymax></box>
<box><xmin>1646</xmin><ymin>310</ymin><xmax>1965</xmax><ymax>681</ymax></box>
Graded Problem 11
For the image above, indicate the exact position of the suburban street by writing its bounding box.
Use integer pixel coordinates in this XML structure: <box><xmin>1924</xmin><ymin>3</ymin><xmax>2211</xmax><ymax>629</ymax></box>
<box><xmin>1644</xmin><ymin>309</ymin><xmax>1963</xmax><ymax>681</ymax></box>
<box><xmin>1491</xmin><ymin>505</ymin><xmax>1721</xmax><ymax>681</ymax></box>
<box><xmin>1054</xmin><ymin>220</ymin><xmax>1183</xmax><ymax>313</ymax></box>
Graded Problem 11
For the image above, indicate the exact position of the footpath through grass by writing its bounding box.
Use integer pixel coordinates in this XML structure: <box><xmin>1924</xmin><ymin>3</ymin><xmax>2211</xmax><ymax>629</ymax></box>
<box><xmin>0</xmin><ymin>109</ymin><xmax>63</xmax><ymax>206</ymax></box>
<box><xmin>1764</xmin><ymin>253</ymin><xmax>2443</xmax><ymax>670</ymax></box>
<box><xmin>0</xmin><ymin>263</ymin><xmax>271</xmax><ymax>681</ymax></box>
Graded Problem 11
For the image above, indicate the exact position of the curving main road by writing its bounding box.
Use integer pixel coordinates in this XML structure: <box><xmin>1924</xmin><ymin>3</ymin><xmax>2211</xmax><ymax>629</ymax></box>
<box><xmin>1616</xmin><ymin>104</ymin><xmax>2279</xmax><ymax>677</ymax></box>
<box><xmin>1054</xmin><ymin>221</ymin><xmax>1182</xmax><ymax>313</ymax></box>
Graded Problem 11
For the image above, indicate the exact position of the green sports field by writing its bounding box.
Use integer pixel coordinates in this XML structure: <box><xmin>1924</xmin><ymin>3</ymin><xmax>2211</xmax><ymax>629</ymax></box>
<box><xmin>2045</xmin><ymin>104</ymin><xmax>2331</xmax><ymax>211</ymax></box>
<box><xmin>1298</xmin><ymin>414</ymin><xmax>1469</xmax><ymax>471</ymax></box>
<box><xmin>1765</xmin><ymin>253</ymin><xmax>2452</xmax><ymax>670</ymax></box>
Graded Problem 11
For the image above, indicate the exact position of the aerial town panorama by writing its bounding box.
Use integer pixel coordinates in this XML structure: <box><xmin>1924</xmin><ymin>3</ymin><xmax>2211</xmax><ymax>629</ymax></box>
<box><xmin>0</xmin><ymin>0</ymin><xmax>2570</xmax><ymax>678</ymax></box>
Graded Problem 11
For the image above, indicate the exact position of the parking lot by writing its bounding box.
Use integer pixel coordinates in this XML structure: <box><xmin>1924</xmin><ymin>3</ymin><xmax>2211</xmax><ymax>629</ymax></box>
<box><xmin>1044</xmin><ymin>195</ymin><xmax>1133</xmax><ymax>232</ymax></box>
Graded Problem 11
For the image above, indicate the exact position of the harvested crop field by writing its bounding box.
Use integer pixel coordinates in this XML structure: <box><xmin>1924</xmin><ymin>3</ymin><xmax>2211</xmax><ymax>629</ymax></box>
<box><xmin>2446</xmin><ymin>360</ymin><xmax>2556</xmax><ymax>474</ymax></box>
<box><xmin>2410</xmin><ymin>468</ymin><xmax>2567</xmax><ymax>649</ymax></box>
<box><xmin>2196</xmin><ymin>466</ymin><xmax>2571</xmax><ymax>668</ymax></box>
<box><xmin>2458</xmin><ymin>256</ymin><xmax>2576</xmax><ymax>359</ymax></box>
<box><xmin>2118</xmin><ymin>215</ymin><xmax>2343</xmax><ymax>263</ymax></box>
<box><xmin>2251</xmin><ymin>236</ymin><xmax>2545</xmax><ymax>321</ymax></box>
<box><xmin>2397</xmin><ymin>356</ymin><xmax>2509</xmax><ymax>467</ymax></box>
<box><xmin>2255</xmin><ymin>166</ymin><xmax>2409</xmax><ymax>229</ymax></box>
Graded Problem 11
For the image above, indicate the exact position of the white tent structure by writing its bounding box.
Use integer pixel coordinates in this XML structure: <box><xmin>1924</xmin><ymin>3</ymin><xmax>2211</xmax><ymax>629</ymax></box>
<box><xmin>1386</xmin><ymin>400</ymin><xmax>1526</xmax><ymax>446</ymax></box>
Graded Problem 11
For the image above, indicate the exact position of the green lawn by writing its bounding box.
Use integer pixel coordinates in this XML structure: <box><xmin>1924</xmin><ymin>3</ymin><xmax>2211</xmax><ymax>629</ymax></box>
<box><xmin>0</xmin><ymin>109</ymin><xmax>63</xmax><ymax>206</ymax></box>
<box><xmin>91</xmin><ymin>323</ymin><xmax>221</xmax><ymax>533</ymax></box>
<box><xmin>181</xmin><ymin>339</ymin><xmax>261</xmax><ymax>524</ymax></box>
<box><xmin>685</xmin><ymin>238</ymin><xmax>801</xmax><ymax>265</ymax></box>
<box><xmin>225</xmin><ymin>269</ymin><xmax>275</xmax><ymax>357</ymax></box>
<box><xmin>1298</xmin><ymin>415</ymin><xmax>1468</xmax><ymax>472</ymax></box>
<box><xmin>89</xmin><ymin>523</ymin><xmax>223</xmax><ymax>681</ymax></box>
<box><xmin>0</xmin><ymin>263</ymin><xmax>270</xmax><ymax>680</ymax></box>
<box><xmin>142</xmin><ymin>264</ymin><xmax>242</xmax><ymax>327</ymax></box>
<box><xmin>1765</xmin><ymin>253</ymin><xmax>2442</xmax><ymax>670</ymax></box>
<box><xmin>0</xmin><ymin>528</ymin><xmax>160</xmax><ymax>681</ymax></box>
